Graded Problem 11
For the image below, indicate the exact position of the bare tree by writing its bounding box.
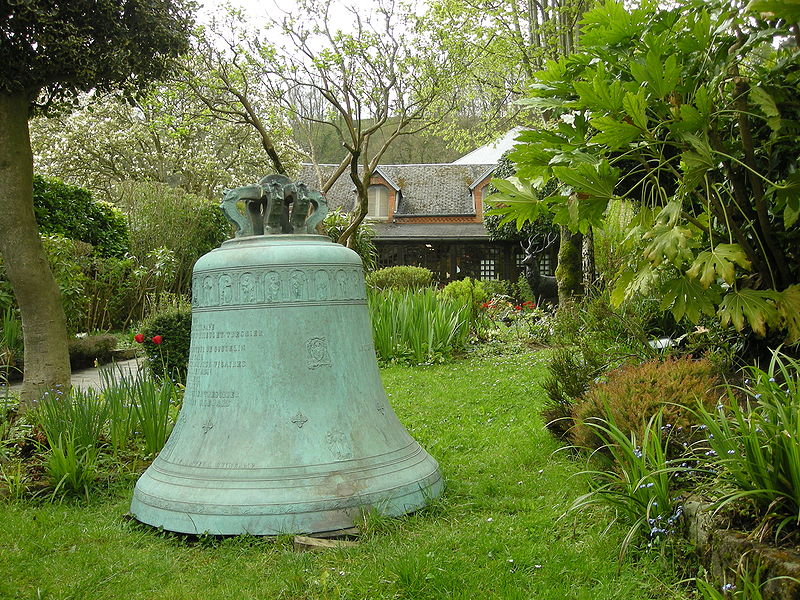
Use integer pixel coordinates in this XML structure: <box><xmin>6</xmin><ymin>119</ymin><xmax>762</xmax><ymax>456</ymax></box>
<box><xmin>182</xmin><ymin>0</ymin><xmax>471</xmax><ymax>247</ymax></box>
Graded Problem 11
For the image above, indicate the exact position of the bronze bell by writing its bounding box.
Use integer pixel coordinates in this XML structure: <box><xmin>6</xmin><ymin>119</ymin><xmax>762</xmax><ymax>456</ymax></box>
<box><xmin>130</xmin><ymin>175</ymin><xmax>443</xmax><ymax>535</ymax></box>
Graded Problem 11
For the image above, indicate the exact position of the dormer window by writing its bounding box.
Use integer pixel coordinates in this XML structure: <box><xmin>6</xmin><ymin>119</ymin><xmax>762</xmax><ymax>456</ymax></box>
<box><xmin>368</xmin><ymin>185</ymin><xmax>389</xmax><ymax>218</ymax></box>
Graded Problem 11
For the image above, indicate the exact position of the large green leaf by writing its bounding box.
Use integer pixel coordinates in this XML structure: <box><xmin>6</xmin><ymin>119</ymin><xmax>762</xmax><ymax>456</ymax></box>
<box><xmin>484</xmin><ymin>178</ymin><xmax>548</xmax><ymax>230</ymax></box>
<box><xmin>573</xmin><ymin>65</ymin><xmax>625</xmax><ymax>112</ymax></box>
<box><xmin>774</xmin><ymin>171</ymin><xmax>800</xmax><ymax>228</ymax></box>
<box><xmin>630</xmin><ymin>51</ymin><xmax>680</xmax><ymax>99</ymax></box>
<box><xmin>590</xmin><ymin>116</ymin><xmax>642</xmax><ymax>149</ymax></box>
<box><xmin>776</xmin><ymin>284</ymin><xmax>800</xmax><ymax>343</ymax></box>
<box><xmin>660</xmin><ymin>277</ymin><xmax>720</xmax><ymax>323</ymax></box>
<box><xmin>643</xmin><ymin>224</ymin><xmax>696</xmax><ymax>267</ymax></box>
<box><xmin>718</xmin><ymin>288</ymin><xmax>782</xmax><ymax>337</ymax></box>
<box><xmin>552</xmin><ymin>160</ymin><xmax>618</xmax><ymax>200</ymax></box>
<box><xmin>686</xmin><ymin>243</ymin><xmax>752</xmax><ymax>287</ymax></box>
<box><xmin>622</xmin><ymin>91</ymin><xmax>648</xmax><ymax>130</ymax></box>
<box><xmin>750</xmin><ymin>86</ymin><xmax>782</xmax><ymax>133</ymax></box>
<box><xmin>747</xmin><ymin>0</ymin><xmax>800</xmax><ymax>22</ymax></box>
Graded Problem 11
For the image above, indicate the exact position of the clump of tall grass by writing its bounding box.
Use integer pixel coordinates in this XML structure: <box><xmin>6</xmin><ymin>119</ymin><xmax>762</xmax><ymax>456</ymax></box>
<box><xmin>568</xmin><ymin>412</ymin><xmax>688</xmax><ymax>559</ymax></box>
<box><xmin>368</xmin><ymin>288</ymin><xmax>471</xmax><ymax>364</ymax></box>
<box><xmin>696</xmin><ymin>350</ymin><xmax>800</xmax><ymax>527</ymax></box>
<box><xmin>33</xmin><ymin>368</ymin><xmax>179</xmax><ymax>497</ymax></box>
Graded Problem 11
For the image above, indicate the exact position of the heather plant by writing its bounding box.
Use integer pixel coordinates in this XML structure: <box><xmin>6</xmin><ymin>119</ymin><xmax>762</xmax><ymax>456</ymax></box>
<box><xmin>571</xmin><ymin>357</ymin><xmax>723</xmax><ymax>455</ymax></box>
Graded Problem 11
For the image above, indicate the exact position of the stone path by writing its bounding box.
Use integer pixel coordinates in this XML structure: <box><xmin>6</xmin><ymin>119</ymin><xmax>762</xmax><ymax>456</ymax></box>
<box><xmin>6</xmin><ymin>358</ymin><xmax>144</xmax><ymax>395</ymax></box>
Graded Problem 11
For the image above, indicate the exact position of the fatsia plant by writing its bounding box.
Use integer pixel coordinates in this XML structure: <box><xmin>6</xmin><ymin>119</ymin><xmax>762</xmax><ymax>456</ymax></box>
<box><xmin>488</xmin><ymin>0</ymin><xmax>800</xmax><ymax>342</ymax></box>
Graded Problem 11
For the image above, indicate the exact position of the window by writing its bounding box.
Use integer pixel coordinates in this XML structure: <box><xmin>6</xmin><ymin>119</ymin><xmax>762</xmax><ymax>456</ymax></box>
<box><xmin>539</xmin><ymin>252</ymin><xmax>553</xmax><ymax>276</ymax></box>
<box><xmin>367</xmin><ymin>185</ymin><xmax>389</xmax><ymax>218</ymax></box>
<box><xmin>480</xmin><ymin>247</ymin><xmax>500</xmax><ymax>280</ymax></box>
<box><xmin>514</xmin><ymin>249</ymin><xmax>525</xmax><ymax>269</ymax></box>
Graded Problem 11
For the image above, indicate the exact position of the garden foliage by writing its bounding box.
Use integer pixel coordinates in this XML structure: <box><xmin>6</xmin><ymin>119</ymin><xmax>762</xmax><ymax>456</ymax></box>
<box><xmin>368</xmin><ymin>288</ymin><xmax>471</xmax><ymax>364</ymax></box>
<box><xmin>571</xmin><ymin>356</ymin><xmax>722</xmax><ymax>453</ymax></box>
<box><xmin>139</xmin><ymin>305</ymin><xmax>192</xmax><ymax>383</ymax></box>
<box><xmin>489</xmin><ymin>0</ymin><xmax>800</xmax><ymax>342</ymax></box>
<box><xmin>32</xmin><ymin>175</ymin><xmax>128</xmax><ymax>258</ymax></box>
<box><xmin>365</xmin><ymin>266</ymin><xmax>434</xmax><ymax>291</ymax></box>
<box><xmin>322</xmin><ymin>210</ymin><xmax>378</xmax><ymax>271</ymax></box>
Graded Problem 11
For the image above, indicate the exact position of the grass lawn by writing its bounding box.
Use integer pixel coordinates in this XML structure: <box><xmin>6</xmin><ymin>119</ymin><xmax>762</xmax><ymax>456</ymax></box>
<box><xmin>1</xmin><ymin>350</ymin><xmax>691</xmax><ymax>600</ymax></box>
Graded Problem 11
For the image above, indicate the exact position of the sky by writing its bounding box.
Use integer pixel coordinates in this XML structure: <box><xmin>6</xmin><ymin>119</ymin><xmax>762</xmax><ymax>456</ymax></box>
<box><xmin>197</xmin><ymin>0</ymin><xmax>376</xmax><ymax>32</ymax></box>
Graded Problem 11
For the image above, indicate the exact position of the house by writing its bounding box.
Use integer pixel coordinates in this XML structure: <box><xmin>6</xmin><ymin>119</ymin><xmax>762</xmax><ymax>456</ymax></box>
<box><xmin>298</xmin><ymin>131</ymin><xmax>555</xmax><ymax>284</ymax></box>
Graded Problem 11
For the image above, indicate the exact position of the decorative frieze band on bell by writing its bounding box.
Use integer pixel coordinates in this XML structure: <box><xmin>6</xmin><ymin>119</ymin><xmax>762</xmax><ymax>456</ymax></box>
<box><xmin>191</xmin><ymin>265</ymin><xmax>366</xmax><ymax>309</ymax></box>
<box><xmin>129</xmin><ymin>177</ymin><xmax>444</xmax><ymax>536</ymax></box>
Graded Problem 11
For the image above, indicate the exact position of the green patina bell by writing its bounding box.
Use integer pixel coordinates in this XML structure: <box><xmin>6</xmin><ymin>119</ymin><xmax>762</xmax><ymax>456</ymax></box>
<box><xmin>130</xmin><ymin>175</ymin><xmax>443</xmax><ymax>535</ymax></box>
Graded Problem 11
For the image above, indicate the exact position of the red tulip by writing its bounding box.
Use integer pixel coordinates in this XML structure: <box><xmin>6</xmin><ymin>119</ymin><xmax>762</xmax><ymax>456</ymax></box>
<box><xmin>134</xmin><ymin>333</ymin><xmax>145</xmax><ymax>344</ymax></box>
<box><xmin>152</xmin><ymin>335</ymin><xmax>163</xmax><ymax>345</ymax></box>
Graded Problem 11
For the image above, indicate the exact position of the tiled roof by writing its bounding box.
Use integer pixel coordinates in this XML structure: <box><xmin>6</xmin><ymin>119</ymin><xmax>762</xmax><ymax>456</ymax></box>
<box><xmin>297</xmin><ymin>163</ymin><xmax>495</xmax><ymax>215</ymax></box>
<box><xmin>371</xmin><ymin>222</ymin><xmax>490</xmax><ymax>240</ymax></box>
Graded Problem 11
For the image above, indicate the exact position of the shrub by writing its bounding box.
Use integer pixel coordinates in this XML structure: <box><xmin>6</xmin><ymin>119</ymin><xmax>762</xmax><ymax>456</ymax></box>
<box><xmin>33</xmin><ymin>175</ymin><xmax>129</xmax><ymax>258</ymax></box>
<box><xmin>139</xmin><ymin>305</ymin><xmax>192</xmax><ymax>382</ymax></box>
<box><xmin>541</xmin><ymin>343</ymin><xmax>611</xmax><ymax>440</ymax></box>
<box><xmin>366</xmin><ymin>266</ymin><xmax>433</xmax><ymax>291</ymax></box>
<box><xmin>482</xmin><ymin>279</ymin><xmax>513</xmax><ymax>299</ymax></box>
<box><xmin>67</xmin><ymin>334</ymin><xmax>117</xmax><ymax>369</ymax></box>
<box><xmin>440</xmin><ymin>277</ymin><xmax>487</xmax><ymax>313</ymax></box>
<box><xmin>40</xmin><ymin>234</ymin><xmax>90</xmax><ymax>333</ymax></box>
<box><xmin>114</xmin><ymin>181</ymin><xmax>229</xmax><ymax>292</ymax></box>
<box><xmin>570</xmin><ymin>357</ymin><xmax>723</xmax><ymax>454</ymax></box>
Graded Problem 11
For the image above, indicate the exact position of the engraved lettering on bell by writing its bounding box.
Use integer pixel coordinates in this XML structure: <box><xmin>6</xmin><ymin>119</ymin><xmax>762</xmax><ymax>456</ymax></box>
<box><xmin>202</xmin><ymin>420</ymin><xmax>214</xmax><ymax>434</ymax></box>
<box><xmin>306</xmin><ymin>337</ymin><xmax>331</xmax><ymax>369</ymax></box>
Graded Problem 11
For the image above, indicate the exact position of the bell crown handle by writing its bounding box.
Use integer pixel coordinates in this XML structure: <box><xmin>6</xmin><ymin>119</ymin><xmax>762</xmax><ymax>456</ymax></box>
<box><xmin>220</xmin><ymin>178</ymin><xmax>328</xmax><ymax>238</ymax></box>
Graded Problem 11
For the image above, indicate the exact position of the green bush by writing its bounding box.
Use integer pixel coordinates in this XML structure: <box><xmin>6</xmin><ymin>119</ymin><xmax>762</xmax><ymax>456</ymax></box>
<box><xmin>482</xmin><ymin>279</ymin><xmax>513</xmax><ymax>299</ymax></box>
<box><xmin>366</xmin><ymin>266</ymin><xmax>433</xmax><ymax>291</ymax></box>
<box><xmin>440</xmin><ymin>277</ymin><xmax>487</xmax><ymax>313</ymax></box>
<box><xmin>139</xmin><ymin>305</ymin><xmax>192</xmax><ymax>383</ymax></box>
<box><xmin>40</xmin><ymin>234</ymin><xmax>90</xmax><ymax>334</ymax></box>
<box><xmin>67</xmin><ymin>334</ymin><xmax>117</xmax><ymax>370</ymax></box>
<box><xmin>115</xmin><ymin>181</ymin><xmax>229</xmax><ymax>293</ymax></box>
<box><xmin>570</xmin><ymin>356</ymin><xmax>723</xmax><ymax>454</ymax></box>
<box><xmin>33</xmin><ymin>175</ymin><xmax>129</xmax><ymax>258</ymax></box>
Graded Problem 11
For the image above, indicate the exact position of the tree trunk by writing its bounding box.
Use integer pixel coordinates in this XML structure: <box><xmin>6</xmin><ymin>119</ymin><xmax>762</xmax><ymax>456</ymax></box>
<box><xmin>0</xmin><ymin>93</ymin><xmax>71</xmax><ymax>409</ymax></box>
<box><xmin>555</xmin><ymin>225</ymin><xmax>583</xmax><ymax>304</ymax></box>
<box><xmin>582</xmin><ymin>225</ymin><xmax>596</xmax><ymax>290</ymax></box>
